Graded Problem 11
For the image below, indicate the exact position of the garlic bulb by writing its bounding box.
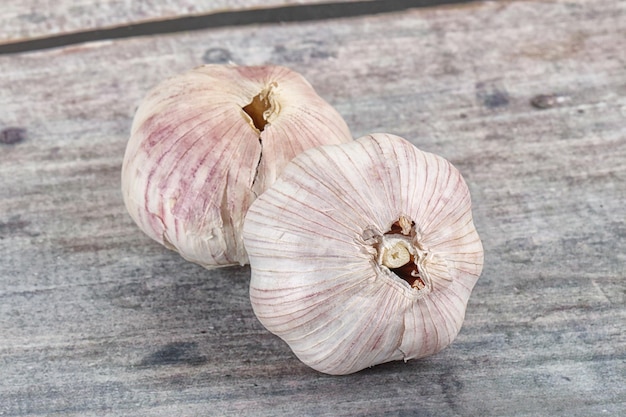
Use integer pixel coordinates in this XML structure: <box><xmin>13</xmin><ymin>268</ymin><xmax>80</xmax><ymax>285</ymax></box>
<box><xmin>243</xmin><ymin>133</ymin><xmax>483</xmax><ymax>375</ymax></box>
<box><xmin>121</xmin><ymin>64</ymin><xmax>352</xmax><ymax>268</ymax></box>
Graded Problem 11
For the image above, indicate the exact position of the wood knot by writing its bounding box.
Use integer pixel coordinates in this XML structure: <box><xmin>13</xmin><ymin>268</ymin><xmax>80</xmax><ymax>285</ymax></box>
<box><xmin>0</xmin><ymin>127</ymin><xmax>26</xmax><ymax>145</ymax></box>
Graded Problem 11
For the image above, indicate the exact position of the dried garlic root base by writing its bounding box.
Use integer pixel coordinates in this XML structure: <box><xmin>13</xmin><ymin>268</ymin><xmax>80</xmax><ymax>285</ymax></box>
<box><xmin>121</xmin><ymin>65</ymin><xmax>352</xmax><ymax>268</ymax></box>
<box><xmin>243</xmin><ymin>133</ymin><xmax>483</xmax><ymax>375</ymax></box>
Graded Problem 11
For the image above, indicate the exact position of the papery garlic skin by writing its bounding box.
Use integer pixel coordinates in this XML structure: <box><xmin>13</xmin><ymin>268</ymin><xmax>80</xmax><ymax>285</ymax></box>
<box><xmin>243</xmin><ymin>133</ymin><xmax>483</xmax><ymax>375</ymax></box>
<box><xmin>121</xmin><ymin>65</ymin><xmax>352</xmax><ymax>268</ymax></box>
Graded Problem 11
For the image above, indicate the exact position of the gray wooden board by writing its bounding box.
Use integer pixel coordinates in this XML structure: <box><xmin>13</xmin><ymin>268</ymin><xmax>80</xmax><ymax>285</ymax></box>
<box><xmin>0</xmin><ymin>0</ymin><xmax>371</xmax><ymax>44</ymax></box>
<box><xmin>1</xmin><ymin>0</ymin><xmax>625</xmax><ymax>415</ymax></box>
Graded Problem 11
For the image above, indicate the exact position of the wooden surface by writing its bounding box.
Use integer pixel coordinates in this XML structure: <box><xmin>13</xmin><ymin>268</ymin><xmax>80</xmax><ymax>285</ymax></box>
<box><xmin>1</xmin><ymin>0</ymin><xmax>625</xmax><ymax>415</ymax></box>
<box><xmin>0</xmin><ymin>0</ymin><xmax>370</xmax><ymax>43</ymax></box>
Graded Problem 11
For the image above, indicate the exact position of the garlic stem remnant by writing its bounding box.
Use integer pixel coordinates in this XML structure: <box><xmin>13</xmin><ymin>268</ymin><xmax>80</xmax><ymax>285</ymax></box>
<box><xmin>243</xmin><ymin>133</ymin><xmax>484</xmax><ymax>375</ymax></box>
<box><xmin>242</xmin><ymin>83</ymin><xmax>278</xmax><ymax>132</ymax></box>
<box><xmin>378</xmin><ymin>218</ymin><xmax>427</xmax><ymax>290</ymax></box>
<box><xmin>380</xmin><ymin>238</ymin><xmax>411</xmax><ymax>269</ymax></box>
<box><xmin>121</xmin><ymin>65</ymin><xmax>352</xmax><ymax>268</ymax></box>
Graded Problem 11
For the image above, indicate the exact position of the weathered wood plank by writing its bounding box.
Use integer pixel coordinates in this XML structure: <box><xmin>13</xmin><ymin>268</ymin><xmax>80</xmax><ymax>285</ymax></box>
<box><xmin>0</xmin><ymin>0</ymin><xmax>370</xmax><ymax>43</ymax></box>
<box><xmin>1</xmin><ymin>0</ymin><xmax>625</xmax><ymax>415</ymax></box>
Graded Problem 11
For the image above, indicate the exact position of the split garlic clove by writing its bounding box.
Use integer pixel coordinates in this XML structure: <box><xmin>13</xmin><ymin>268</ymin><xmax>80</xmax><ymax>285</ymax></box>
<box><xmin>243</xmin><ymin>133</ymin><xmax>484</xmax><ymax>375</ymax></box>
<box><xmin>121</xmin><ymin>64</ymin><xmax>352</xmax><ymax>268</ymax></box>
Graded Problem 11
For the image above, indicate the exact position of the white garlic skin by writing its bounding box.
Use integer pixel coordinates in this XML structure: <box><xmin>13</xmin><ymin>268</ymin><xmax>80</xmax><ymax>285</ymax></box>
<box><xmin>243</xmin><ymin>133</ymin><xmax>484</xmax><ymax>375</ymax></box>
<box><xmin>121</xmin><ymin>65</ymin><xmax>352</xmax><ymax>268</ymax></box>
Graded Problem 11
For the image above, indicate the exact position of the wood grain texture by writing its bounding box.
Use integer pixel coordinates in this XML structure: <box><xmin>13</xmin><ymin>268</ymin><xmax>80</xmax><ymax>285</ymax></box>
<box><xmin>0</xmin><ymin>0</ymin><xmax>371</xmax><ymax>44</ymax></box>
<box><xmin>1</xmin><ymin>0</ymin><xmax>625</xmax><ymax>415</ymax></box>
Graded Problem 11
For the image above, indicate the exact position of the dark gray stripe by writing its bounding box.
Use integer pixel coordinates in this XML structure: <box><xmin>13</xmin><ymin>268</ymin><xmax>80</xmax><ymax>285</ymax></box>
<box><xmin>0</xmin><ymin>0</ymin><xmax>478</xmax><ymax>55</ymax></box>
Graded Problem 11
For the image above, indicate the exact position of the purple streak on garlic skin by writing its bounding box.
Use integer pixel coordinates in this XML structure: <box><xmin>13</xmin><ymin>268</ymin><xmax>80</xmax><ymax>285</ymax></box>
<box><xmin>121</xmin><ymin>65</ymin><xmax>352</xmax><ymax>268</ymax></box>
<box><xmin>243</xmin><ymin>133</ymin><xmax>484</xmax><ymax>375</ymax></box>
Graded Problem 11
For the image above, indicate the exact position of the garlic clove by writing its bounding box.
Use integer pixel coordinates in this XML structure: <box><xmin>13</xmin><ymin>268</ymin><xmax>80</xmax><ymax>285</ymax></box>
<box><xmin>243</xmin><ymin>133</ymin><xmax>483</xmax><ymax>375</ymax></box>
<box><xmin>121</xmin><ymin>65</ymin><xmax>352</xmax><ymax>268</ymax></box>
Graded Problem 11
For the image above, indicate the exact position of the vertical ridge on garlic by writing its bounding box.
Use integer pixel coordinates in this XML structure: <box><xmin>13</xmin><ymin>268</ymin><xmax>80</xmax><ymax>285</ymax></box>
<box><xmin>242</xmin><ymin>133</ymin><xmax>483</xmax><ymax>375</ymax></box>
<box><xmin>121</xmin><ymin>64</ymin><xmax>352</xmax><ymax>268</ymax></box>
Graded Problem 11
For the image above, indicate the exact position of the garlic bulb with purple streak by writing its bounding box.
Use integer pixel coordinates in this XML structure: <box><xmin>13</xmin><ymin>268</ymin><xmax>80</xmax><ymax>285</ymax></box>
<box><xmin>121</xmin><ymin>64</ymin><xmax>352</xmax><ymax>268</ymax></box>
<box><xmin>242</xmin><ymin>133</ymin><xmax>483</xmax><ymax>375</ymax></box>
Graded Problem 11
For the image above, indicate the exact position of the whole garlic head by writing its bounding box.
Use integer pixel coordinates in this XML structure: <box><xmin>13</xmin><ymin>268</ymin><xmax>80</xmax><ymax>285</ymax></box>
<box><xmin>121</xmin><ymin>64</ymin><xmax>352</xmax><ymax>268</ymax></box>
<box><xmin>243</xmin><ymin>133</ymin><xmax>484</xmax><ymax>375</ymax></box>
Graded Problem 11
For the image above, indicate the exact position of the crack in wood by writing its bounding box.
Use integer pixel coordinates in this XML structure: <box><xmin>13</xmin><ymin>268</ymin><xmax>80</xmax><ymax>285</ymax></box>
<box><xmin>0</xmin><ymin>0</ymin><xmax>479</xmax><ymax>55</ymax></box>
